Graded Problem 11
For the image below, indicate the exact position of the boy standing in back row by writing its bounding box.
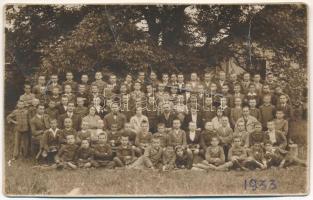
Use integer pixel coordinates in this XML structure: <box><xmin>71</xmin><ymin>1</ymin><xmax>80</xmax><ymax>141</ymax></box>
<box><xmin>7</xmin><ymin>100</ymin><xmax>29</xmax><ymax>160</ymax></box>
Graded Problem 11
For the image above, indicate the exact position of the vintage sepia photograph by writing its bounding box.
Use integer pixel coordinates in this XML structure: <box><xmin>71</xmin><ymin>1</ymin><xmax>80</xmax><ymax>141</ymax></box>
<box><xmin>3</xmin><ymin>3</ymin><xmax>309</xmax><ymax>196</ymax></box>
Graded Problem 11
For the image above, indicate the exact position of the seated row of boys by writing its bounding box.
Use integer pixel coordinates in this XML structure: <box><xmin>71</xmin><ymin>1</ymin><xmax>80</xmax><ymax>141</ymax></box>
<box><xmin>7</xmin><ymin>97</ymin><xmax>290</xmax><ymax>162</ymax></box>
<box><xmin>40</xmin><ymin>114</ymin><xmax>305</xmax><ymax>171</ymax></box>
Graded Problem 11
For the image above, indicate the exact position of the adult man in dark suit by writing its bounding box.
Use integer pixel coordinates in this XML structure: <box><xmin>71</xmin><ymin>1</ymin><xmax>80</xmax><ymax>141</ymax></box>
<box><xmin>183</xmin><ymin>107</ymin><xmax>203</xmax><ymax>131</ymax></box>
<box><xmin>103</xmin><ymin>102</ymin><xmax>127</xmax><ymax>131</ymax></box>
<box><xmin>276</xmin><ymin>94</ymin><xmax>293</xmax><ymax>121</ymax></box>
<box><xmin>157</xmin><ymin>103</ymin><xmax>177</xmax><ymax>130</ymax></box>
<box><xmin>58</xmin><ymin>102</ymin><xmax>81</xmax><ymax>131</ymax></box>
<box><xmin>57</xmin><ymin>95</ymin><xmax>69</xmax><ymax>115</ymax></box>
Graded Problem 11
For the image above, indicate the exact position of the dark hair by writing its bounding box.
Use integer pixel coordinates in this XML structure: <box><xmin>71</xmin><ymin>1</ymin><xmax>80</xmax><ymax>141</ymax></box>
<box><xmin>141</xmin><ymin>120</ymin><xmax>148</xmax><ymax>125</ymax></box>
<box><xmin>120</xmin><ymin>134</ymin><xmax>129</xmax><ymax>139</ymax></box>
<box><xmin>61</xmin><ymin>95</ymin><xmax>69</xmax><ymax>99</ymax></box>
<box><xmin>157</xmin><ymin>123</ymin><xmax>165</xmax><ymax>127</ymax></box>
<box><xmin>275</xmin><ymin>109</ymin><xmax>285</xmax><ymax>115</ymax></box>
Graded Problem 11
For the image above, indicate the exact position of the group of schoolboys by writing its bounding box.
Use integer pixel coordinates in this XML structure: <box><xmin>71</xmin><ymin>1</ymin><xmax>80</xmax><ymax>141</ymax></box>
<box><xmin>6</xmin><ymin>70</ymin><xmax>306</xmax><ymax>171</ymax></box>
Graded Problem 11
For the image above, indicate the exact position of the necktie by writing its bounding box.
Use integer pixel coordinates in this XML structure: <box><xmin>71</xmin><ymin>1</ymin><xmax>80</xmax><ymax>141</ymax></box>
<box><xmin>243</xmin><ymin>117</ymin><xmax>248</xmax><ymax>131</ymax></box>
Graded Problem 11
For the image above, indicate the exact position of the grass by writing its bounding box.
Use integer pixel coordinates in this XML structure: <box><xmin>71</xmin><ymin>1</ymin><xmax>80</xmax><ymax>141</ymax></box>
<box><xmin>3</xmin><ymin>120</ymin><xmax>309</xmax><ymax>196</ymax></box>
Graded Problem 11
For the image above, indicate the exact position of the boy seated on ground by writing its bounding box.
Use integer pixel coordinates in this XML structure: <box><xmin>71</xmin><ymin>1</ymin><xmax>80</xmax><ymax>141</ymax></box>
<box><xmin>264</xmin><ymin>140</ymin><xmax>306</xmax><ymax>168</ymax></box>
<box><xmin>76</xmin><ymin>120</ymin><xmax>91</xmax><ymax>145</ymax></box>
<box><xmin>129</xmin><ymin>137</ymin><xmax>163</xmax><ymax>169</ymax></box>
<box><xmin>162</xmin><ymin>146</ymin><xmax>176</xmax><ymax>171</ymax></box>
<box><xmin>41</xmin><ymin>119</ymin><xmax>62</xmax><ymax>163</ymax></box>
<box><xmin>227</xmin><ymin>137</ymin><xmax>249</xmax><ymax>171</ymax></box>
<box><xmin>113</xmin><ymin>135</ymin><xmax>137</xmax><ymax>167</ymax></box>
<box><xmin>192</xmin><ymin>137</ymin><xmax>230</xmax><ymax>171</ymax></box>
<box><xmin>55</xmin><ymin>134</ymin><xmax>79</xmax><ymax>170</ymax></box>
<box><xmin>174</xmin><ymin>145</ymin><xmax>190</xmax><ymax>169</ymax></box>
<box><xmin>93</xmin><ymin>133</ymin><xmax>115</xmax><ymax>168</ymax></box>
<box><xmin>75</xmin><ymin>139</ymin><xmax>95</xmax><ymax>168</ymax></box>
<box><xmin>245</xmin><ymin>143</ymin><xmax>267</xmax><ymax>170</ymax></box>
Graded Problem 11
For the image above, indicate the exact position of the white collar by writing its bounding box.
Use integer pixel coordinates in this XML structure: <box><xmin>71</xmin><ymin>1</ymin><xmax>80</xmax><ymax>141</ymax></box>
<box><xmin>49</xmin><ymin>128</ymin><xmax>59</xmax><ymax>132</ymax></box>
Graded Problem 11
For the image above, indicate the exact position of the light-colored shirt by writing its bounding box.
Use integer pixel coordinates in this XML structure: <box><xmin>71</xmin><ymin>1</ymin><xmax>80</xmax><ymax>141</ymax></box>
<box><xmin>189</xmin><ymin>131</ymin><xmax>196</xmax><ymax>141</ymax></box>
<box><xmin>130</xmin><ymin>115</ymin><xmax>149</xmax><ymax>133</ymax></box>
<box><xmin>49</xmin><ymin>128</ymin><xmax>59</xmax><ymax>137</ymax></box>
<box><xmin>67</xmin><ymin>112</ymin><xmax>73</xmax><ymax>118</ymax></box>
<box><xmin>268</xmin><ymin>130</ymin><xmax>277</xmax><ymax>144</ymax></box>
<box><xmin>191</xmin><ymin>113</ymin><xmax>197</xmax><ymax>123</ymax></box>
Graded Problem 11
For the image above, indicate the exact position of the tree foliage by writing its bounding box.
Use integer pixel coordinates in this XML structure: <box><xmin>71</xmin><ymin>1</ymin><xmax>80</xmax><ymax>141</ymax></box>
<box><xmin>5</xmin><ymin>4</ymin><xmax>307</xmax><ymax>105</ymax></box>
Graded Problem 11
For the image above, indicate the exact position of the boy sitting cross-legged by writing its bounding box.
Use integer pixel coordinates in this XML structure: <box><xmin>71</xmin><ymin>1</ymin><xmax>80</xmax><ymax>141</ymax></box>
<box><xmin>113</xmin><ymin>135</ymin><xmax>137</xmax><ymax>168</ymax></box>
<box><xmin>93</xmin><ymin>133</ymin><xmax>115</xmax><ymax>169</ymax></box>
<box><xmin>227</xmin><ymin>137</ymin><xmax>249</xmax><ymax>171</ymax></box>
<box><xmin>264</xmin><ymin>140</ymin><xmax>306</xmax><ymax>168</ymax></box>
<box><xmin>174</xmin><ymin>145</ymin><xmax>189</xmax><ymax>169</ymax></box>
<box><xmin>129</xmin><ymin>136</ymin><xmax>163</xmax><ymax>170</ymax></box>
<box><xmin>75</xmin><ymin>139</ymin><xmax>95</xmax><ymax>168</ymax></box>
<box><xmin>245</xmin><ymin>143</ymin><xmax>267</xmax><ymax>170</ymax></box>
<box><xmin>55</xmin><ymin>134</ymin><xmax>79</xmax><ymax>170</ymax></box>
<box><xmin>162</xmin><ymin>146</ymin><xmax>176</xmax><ymax>171</ymax></box>
<box><xmin>192</xmin><ymin>137</ymin><xmax>230</xmax><ymax>171</ymax></box>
